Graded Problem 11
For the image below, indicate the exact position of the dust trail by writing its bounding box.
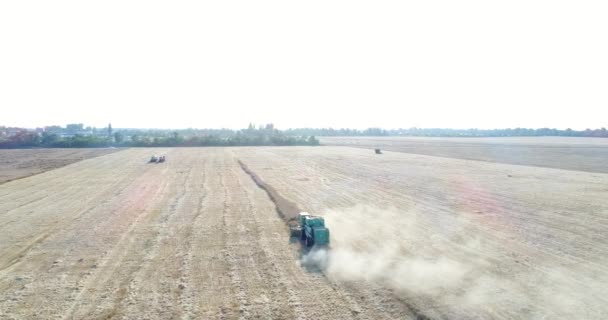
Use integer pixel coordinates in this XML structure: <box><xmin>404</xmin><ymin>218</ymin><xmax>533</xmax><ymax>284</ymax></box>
<box><xmin>301</xmin><ymin>205</ymin><xmax>602</xmax><ymax>319</ymax></box>
<box><xmin>301</xmin><ymin>206</ymin><xmax>471</xmax><ymax>295</ymax></box>
<box><xmin>237</xmin><ymin>160</ymin><xmax>603</xmax><ymax>318</ymax></box>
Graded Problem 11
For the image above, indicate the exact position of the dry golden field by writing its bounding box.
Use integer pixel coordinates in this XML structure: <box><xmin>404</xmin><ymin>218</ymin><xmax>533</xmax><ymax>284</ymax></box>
<box><xmin>321</xmin><ymin>136</ymin><xmax>608</xmax><ymax>173</ymax></box>
<box><xmin>1</xmin><ymin>146</ymin><xmax>607</xmax><ymax>319</ymax></box>
<box><xmin>0</xmin><ymin>148</ymin><xmax>120</xmax><ymax>184</ymax></box>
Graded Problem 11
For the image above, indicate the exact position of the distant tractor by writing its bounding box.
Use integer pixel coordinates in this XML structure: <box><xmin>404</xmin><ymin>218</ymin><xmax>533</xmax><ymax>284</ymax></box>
<box><xmin>375</xmin><ymin>148</ymin><xmax>382</xmax><ymax>154</ymax></box>
<box><xmin>149</xmin><ymin>155</ymin><xmax>166</xmax><ymax>163</ymax></box>
<box><xmin>290</xmin><ymin>212</ymin><xmax>330</xmax><ymax>247</ymax></box>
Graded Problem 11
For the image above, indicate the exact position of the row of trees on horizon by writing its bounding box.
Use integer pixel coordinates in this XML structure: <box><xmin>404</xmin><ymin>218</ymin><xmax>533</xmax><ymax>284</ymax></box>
<box><xmin>1</xmin><ymin>124</ymin><xmax>607</xmax><ymax>148</ymax></box>
<box><xmin>0</xmin><ymin>123</ymin><xmax>319</xmax><ymax>148</ymax></box>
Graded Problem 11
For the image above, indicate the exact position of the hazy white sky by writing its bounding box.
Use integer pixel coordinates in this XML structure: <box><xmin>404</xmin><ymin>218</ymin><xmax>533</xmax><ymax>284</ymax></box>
<box><xmin>1</xmin><ymin>1</ymin><xmax>606</xmax><ymax>130</ymax></box>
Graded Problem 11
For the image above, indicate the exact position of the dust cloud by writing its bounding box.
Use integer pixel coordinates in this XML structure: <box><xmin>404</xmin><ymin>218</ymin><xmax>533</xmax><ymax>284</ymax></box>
<box><xmin>299</xmin><ymin>205</ymin><xmax>601</xmax><ymax>319</ymax></box>
<box><xmin>300</xmin><ymin>206</ymin><xmax>472</xmax><ymax>296</ymax></box>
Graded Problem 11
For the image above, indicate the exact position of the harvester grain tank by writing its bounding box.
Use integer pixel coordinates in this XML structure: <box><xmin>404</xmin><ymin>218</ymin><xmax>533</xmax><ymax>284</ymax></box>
<box><xmin>290</xmin><ymin>212</ymin><xmax>330</xmax><ymax>247</ymax></box>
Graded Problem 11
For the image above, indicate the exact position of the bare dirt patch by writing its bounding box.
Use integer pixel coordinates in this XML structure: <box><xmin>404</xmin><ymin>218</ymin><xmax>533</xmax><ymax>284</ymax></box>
<box><xmin>0</xmin><ymin>148</ymin><xmax>122</xmax><ymax>184</ymax></box>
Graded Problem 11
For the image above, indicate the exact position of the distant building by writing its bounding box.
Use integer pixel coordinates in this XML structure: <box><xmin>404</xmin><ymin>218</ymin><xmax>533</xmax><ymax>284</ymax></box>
<box><xmin>6</xmin><ymin>127</ymin><xmax>23</xmax><ymax>137</ymax></box>
<box><xmin>66</xmin><ymin>123</ymin><xmax>84</xmax><ymax>132</ymax></box>
<box><xmin>42</xmin><ymin>124</ymin><xmax>94</xmax><ymax>137</ymax></box>
<box><xmin>45</xmin><ymin>125</ymin><xmax>62</xmax><ymax>134</ymax></box>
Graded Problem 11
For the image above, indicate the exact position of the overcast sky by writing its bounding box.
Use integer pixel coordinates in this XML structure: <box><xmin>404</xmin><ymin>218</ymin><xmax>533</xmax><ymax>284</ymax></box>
<box><xmin>1</xmin><ymin>1</ymin><xmax>606</xmax><ymax>130</ymax></box>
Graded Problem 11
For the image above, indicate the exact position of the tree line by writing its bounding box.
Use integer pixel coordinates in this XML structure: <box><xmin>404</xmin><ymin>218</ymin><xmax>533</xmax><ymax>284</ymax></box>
<box><xmin>2</xmin><ymin>124</ymin><xmax>607</xmax><ymax>149</ymax></box>
<box><xmin>0</xmin><ymin>124</ymin><xmax>320</xmax><ymax>148</ymax></box>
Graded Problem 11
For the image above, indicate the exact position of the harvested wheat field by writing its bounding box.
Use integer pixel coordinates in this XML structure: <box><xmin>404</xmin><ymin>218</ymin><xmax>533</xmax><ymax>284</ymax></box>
<box><xmin>1</xmin><ymin>147</ymin><xmax>607</xmax><ymax>319</ymax></box>
<box><xmin>0</xmin><ymin>148</ymin><xmax>121</xmax><ymax>184</ymax></box>
<box><xmin>321</xmin><ymin>136</ymin><xmax>608</xmax><ymax>173</ymax></box>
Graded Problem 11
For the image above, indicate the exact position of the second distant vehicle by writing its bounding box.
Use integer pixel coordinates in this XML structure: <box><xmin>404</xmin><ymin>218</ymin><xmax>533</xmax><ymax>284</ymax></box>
<box><xmin>149</xmin><ymin>155</ymin><xmax>166</xmax><ymax>163</ymax></box>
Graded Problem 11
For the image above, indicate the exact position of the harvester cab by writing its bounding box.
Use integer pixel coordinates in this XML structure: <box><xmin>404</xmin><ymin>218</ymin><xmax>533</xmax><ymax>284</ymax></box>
<box><xmin>290</xmin><ymin>212</ymin><xmax>330</xmax><ymax>247</ymax></box>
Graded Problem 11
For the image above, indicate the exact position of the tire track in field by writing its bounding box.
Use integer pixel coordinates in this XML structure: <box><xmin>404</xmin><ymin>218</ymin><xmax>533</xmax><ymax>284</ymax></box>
<box><xmin>226</xmin><ymin>156</ymin><xmax>302</xmax><ymax>319</ymax></box>
<box><xmin>180</xmin><ymin>154</ymin><xmax>224</xmax><ymax>319</ymax></box>
<box><xmin>119</xmin><ymin>157</ymin><xmax>204</xmax><ymax>319</ymax></box>
<box><xmin>176</xmin><ymin>160</ymin><xmax>208</xmax><ymax>319</ymax></box>
<box><xmin>177</xmin><ymin>154</ymin><xmax>218</xmax><ymax>319</ymax></box>
<box><xmin>218</xmin><ymin>162</ymin><xmax>253</xmax><ymax>319</ymax></box>
<box><xmin>115</xmin><ymin>165</ymin><xmax>195</xmax><ymax>319</ymax></box>
<box><xmin>62</xmin><ymin>161</ymin><xmax>173</xmax><ymax>319</ymax></box>
<box><xmin>191</xmin><ymin>156</ymin><xmax>234</xmax><ymax>319</ymax></box>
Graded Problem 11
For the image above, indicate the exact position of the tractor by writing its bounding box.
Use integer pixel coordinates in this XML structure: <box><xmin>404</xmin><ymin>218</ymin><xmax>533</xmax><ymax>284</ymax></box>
<box><xmin>149</xmin><ymin>155</ymin><xmax>159</xmax><ymax>163</ymax></box>
<box><xmin>290</xmin><ymin>212</ymin><xmax>330</xmax><ymax>247</ymax></box>
<box><xmin>375</xmin><ymin>148</ymin><xmax>382</xmax><ymax>154</ymax></box>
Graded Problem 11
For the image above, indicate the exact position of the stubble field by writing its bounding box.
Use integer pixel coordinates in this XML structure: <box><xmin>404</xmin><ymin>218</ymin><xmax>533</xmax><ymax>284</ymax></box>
<box><xmin>321</xmin><ymin>136</ymin><xmax>608</xmax><ymax>173</ymax></box>
<box><xmin>0</xmin><ymin>148</ymin><xmax>121</xmax><ymax>184</ymax></box>
<box><xmin>1</xmin><ymin>143</ymin><xmax>607</xmax><ymax>319</ymax></box>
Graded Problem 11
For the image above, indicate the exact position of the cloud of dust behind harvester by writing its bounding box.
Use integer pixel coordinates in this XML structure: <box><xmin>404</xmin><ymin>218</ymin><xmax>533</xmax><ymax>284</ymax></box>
<box><xmin>299</xmin><ymin>206</ymin><xmax>598</xmax><ymax>319</ymax></box>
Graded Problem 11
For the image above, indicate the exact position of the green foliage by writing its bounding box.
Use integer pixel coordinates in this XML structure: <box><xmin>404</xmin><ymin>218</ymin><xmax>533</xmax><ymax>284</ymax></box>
<box><xmin>41</xmin><ymin>132</ymin><xmax>59</xmax><ymax>145</ymax></box>
<box><xmin>114</xmin><ymin>132</ymin><xmax>124</xmax><ymax>144</ymax></box>
<box><xmin>3</xmin><ymin>123</ymin><xmax>608</xmax><ymax>149</ymax></box>
<box><xmin>0</xmin><ymin>129</ymin><xmax>40</xmax><ymax>148</ymax></box>
<box><xmin>307</xmin><ymin>136</ymin><xmax>319</xmax><ymax>145</ymax></box>
<box><xmin>0</xmin><ymin>123</ymin><xmax>321</xmax><ymax>148</ymax></box>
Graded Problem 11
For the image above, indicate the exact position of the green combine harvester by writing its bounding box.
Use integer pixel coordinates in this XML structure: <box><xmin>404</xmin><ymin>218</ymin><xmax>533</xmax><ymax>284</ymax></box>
<box><xmin>290</xmin><ymin>212</ymin><xmax>330</xmax><ymax>247</ymax></box>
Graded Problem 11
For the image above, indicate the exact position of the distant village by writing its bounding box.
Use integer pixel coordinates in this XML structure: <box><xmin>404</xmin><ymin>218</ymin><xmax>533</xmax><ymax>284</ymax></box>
<box><xmin>1</xmin><ymin>123</ymin><xmax>115</xmax><ymax>139</ymax></box>
<box><xmin>1</xmin><ymin>123</ymin><xmax>606</xmax><ymax>149</ymax></box>
<box><xmin>0</xmin><ymin>123</ymin><xmax>319</xmax><ymax>148</ymax></box>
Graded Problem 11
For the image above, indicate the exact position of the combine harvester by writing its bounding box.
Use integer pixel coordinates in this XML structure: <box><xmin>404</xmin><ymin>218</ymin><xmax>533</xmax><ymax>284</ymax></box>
<box><xmin>290</xmin><ymin>212</ymin><xmax>330</xmax><ymax>247</ymax></box>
